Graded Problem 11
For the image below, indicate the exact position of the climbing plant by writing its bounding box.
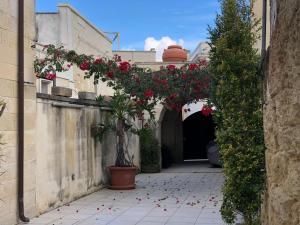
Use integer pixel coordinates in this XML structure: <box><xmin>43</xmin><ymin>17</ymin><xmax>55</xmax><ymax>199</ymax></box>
<box><xmin>208</xmin><ymin>0</ymin><xmax>265</xmax><ymax>224</ymax></box>
<box><xmin>34</xmin><ymin>45</ymin><xmax>213</xmax><ymax>167</ymax></box>
<box><xmin>34</xmin><ymin>45</ymin><xmax>212</xmax><ymax>113</ymax></box>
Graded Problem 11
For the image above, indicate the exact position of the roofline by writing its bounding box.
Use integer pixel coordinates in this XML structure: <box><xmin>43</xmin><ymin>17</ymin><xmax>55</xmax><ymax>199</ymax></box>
<box><xmin>134</xmin><ymin>61</ymin><xmax>193</xmax><ymax>65</ymax></box>
<box><xmin>113</xmin><ymin>50</ymin><xmax>156</xmax><ymax>53</ymax></box>
<box><xmin>36</xmin><ymin>12</ymin><xmax>59</xmax><ymax>14</ymax></box>
<box><xmin>58</xmin><ymin>3</ymin><xmax>112</xmax><ymax>44</ymax></box>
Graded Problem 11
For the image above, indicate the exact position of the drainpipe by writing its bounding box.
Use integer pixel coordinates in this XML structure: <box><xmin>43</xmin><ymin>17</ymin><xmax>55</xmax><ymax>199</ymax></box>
<box><xmin>18</xmin><ymin>0</ymin><xmax>30</xmax><ymax>222</ymax></box>
<box><xmin>261</xmin><ymin>0</ymin><xmax>267</xmax><ymax>56</ymax></box>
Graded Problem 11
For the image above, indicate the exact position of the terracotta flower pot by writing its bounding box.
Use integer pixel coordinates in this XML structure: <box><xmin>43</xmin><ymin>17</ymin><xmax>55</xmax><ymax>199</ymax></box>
<box><xmin>107</xmin><ymin>166</ymin><xmax>137</xmax><ymax>190</ymax></box>
<box><xmin>162</xmin><ymin>45</ymin><xmax>187</xmax><ymax>62</ymax></box>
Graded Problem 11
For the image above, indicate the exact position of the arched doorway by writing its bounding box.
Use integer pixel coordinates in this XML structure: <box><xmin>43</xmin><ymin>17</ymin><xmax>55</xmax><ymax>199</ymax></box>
<box><xmin>183</xmin><ymin>112</ymin><xmax>215</xmax><ymax>160</ymax></box>
<box><xmin>160</xmin><ymin>106</ymin><xmax>216</xmax><ymax>166</ymax></box>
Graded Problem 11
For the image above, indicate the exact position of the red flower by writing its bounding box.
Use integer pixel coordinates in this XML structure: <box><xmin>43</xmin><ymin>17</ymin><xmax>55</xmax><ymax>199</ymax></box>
<box><xmin>166</xmin><ymin>65</ymin><xmax>176</xmax><ymax>71</ymax></box>
<box><xmin>181</xmin><ymin>74</ymin><xmax>188</xmax><ymax>80</ymax></box>
<box><xmin>201</xmin><ymin>105</ymin><xmax>213</xmax><ymax>116</ymax></box>
<box><xmin>45</xmin><ymin>73</ymin><xmax>56</xmax><ymax>80</ymax></box>
<box><xmin>106</xmin><ymin>71</ymin><xmax>114</xmax><ymax>79</ymax></box>
<box><xmin>114</xmin><ymin>55</ymin><xmax>122</xmax><ymax>62</ymax></box>
<box><xmin>160</xmin><ymin>79</ymin><xmax>168</xmax><ymax>85</ymax></box>
<box><xmin>169</xmin><ymin>93</ymin><xmax>177</xmax><ymax>99</ymax></box>
<box><xmin>119</xmin><ymin>61</ymin><xmax>131</xmax><ymax>72</ymax></box>
<box><xmin>144</xmin><ymin>89</ymin><xmax>154</xmax><ymax>98</ymax></box>
<box><xmin>94</xmin><ymin>58</ymin><xmax>102</xmax><ymax>65</ymax></box>
<box><xmin>79</xmin><ymin>61</ymin><xmax>90</xmax><ymax>70</ymax></box>
<box><xmin>188</xmin><ymin>64</ymin><xmax>198</xmax><ymax>71</ymax></box>
<box><xmin>136</xmin><ymin>99</ymin><xmax>145</xmax><ymax>105</ymax></box>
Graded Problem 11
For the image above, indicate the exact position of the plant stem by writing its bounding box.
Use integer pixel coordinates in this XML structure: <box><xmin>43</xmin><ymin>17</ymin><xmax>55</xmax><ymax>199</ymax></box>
<box><xmin>115</xmin><ymin>118</ymin><xmax>126</xmax><ymax>166</ymax></box>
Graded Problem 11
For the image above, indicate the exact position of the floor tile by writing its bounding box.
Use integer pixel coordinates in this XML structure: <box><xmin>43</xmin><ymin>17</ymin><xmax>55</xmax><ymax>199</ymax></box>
<box><xmin>22</xmin><ymin>162</ymin><xmax>224</xmax><ymax>225</ymax></box>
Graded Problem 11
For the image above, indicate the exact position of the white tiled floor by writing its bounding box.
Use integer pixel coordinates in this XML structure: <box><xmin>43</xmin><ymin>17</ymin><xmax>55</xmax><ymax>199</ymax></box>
<box><xmin>21</xmin><ymin>162</ymin><xmax>225</xmax><ymax>225</ymax></box>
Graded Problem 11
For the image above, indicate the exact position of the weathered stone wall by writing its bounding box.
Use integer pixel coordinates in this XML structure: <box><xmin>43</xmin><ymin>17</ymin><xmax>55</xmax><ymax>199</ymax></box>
<box><xmin>262</xmin><ymin>0</ymin><xmax>300</xmax><ymax>224</ymax></box>
<box><xmin>0</xmin><ymin>0</ymin><xmax>36</xmax><ymax>224</ymax></box>
<box><xmin>35</xmin><ymin>94</ymin><xmax>140</xmax><ymax>214</ymax></box>
<box><xmin>36</xmin><ymin>4</ymin><xmax>114</xmax><ymax>98</ymax></box>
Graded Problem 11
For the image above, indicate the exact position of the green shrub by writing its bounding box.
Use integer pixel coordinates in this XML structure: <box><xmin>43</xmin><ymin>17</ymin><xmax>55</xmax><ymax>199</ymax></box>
<box><xmin>208</xmin><ymin>0</ymin><xmax>265</xmax><ymax>224</ymax></box>
<box><xmin>139</xmin><ymin>125</ymin><xmax>160</xmax><ymax>173</ymax></box>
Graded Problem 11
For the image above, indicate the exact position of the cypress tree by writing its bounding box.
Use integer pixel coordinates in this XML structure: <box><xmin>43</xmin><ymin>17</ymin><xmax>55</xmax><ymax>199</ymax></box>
<box><xmin>208</xmin><ymin>0</ymin><xmax>265</xmax><ymax>224</ymax></box>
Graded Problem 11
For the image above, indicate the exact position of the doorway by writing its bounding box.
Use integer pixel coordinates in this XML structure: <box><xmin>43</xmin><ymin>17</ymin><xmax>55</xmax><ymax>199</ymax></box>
<box><xmin>183</xmin><ymin>112</ymin><xmax>215</xmax><ymax>160</ymax></box>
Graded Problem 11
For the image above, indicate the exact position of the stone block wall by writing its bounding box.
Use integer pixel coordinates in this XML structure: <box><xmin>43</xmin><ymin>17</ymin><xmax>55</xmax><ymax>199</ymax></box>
<box><xmin>35</xmin><ymin>94</ymin><xmax>140</xmax><ymax>214</ymax></box>
<box><xmin>0</xmin><ymin>0</ymin><xmax>36</xmax><ymax>224</ymax></box>
<box><xmin>36</xmin><ymin>4</ymin><xmax>114</xmax><ymax>97</ymax></box>
<box><xmin>262</xmin><ymin>0</ymin><xmax>300</xmax><ymax>224</ymax></box>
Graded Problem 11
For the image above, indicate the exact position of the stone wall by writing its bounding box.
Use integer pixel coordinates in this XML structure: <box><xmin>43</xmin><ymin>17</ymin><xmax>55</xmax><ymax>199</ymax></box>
<box><xmin>253</xmin><ymin>0</ymin><xmax>271</xmax><ymax>51</ymax></box>
<box><xmin>35</xmin><ymin>94</ymin><xmax>140</xmax><ymax>214</ymax></box>
<box><xmin>36</xmin><ymin>4</ymin><xmax>114</xmax><ymax>97</ymax></box>
<box><xmin>0</xmin><ymin>0</ymin><xmax>36</xmax><ymax>224</ymax></box>
<box><xmin>262</xmin><ymin>0</ymin><xmax>300</xmax><ymax>224</ymax></box>
<box><xmin>113</xmin><ymin>50</ymin><xmax>156</xmax><ymax>63</ymax></box>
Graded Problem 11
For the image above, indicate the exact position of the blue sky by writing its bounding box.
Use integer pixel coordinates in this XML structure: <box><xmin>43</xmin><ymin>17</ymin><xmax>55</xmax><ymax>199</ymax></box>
<box><xmin>36</xmin><ymin>0</ymin><xmax>220</xmax><ymax>59</ymax></box>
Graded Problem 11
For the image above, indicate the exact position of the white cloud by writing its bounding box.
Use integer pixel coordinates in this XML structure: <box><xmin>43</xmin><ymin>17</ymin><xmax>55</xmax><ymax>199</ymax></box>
<box><xmin>144</xmin><ymin>36</ymin><xmax>185</xmax><ymax>61</ymax></box>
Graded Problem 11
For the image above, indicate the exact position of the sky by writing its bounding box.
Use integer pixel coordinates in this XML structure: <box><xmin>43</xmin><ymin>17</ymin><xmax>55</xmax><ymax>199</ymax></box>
<box><xmin>36</xmin><ymin>0</ymin><xmax>220</xmax><ymax>61</ymax></box>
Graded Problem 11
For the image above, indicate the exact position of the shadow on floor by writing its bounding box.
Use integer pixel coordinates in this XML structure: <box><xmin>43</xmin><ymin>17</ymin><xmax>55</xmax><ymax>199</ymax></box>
<box><xmin>161</xmin><ymin>160</ymin><xmax>223</xmax><ymax>174</ymax></box>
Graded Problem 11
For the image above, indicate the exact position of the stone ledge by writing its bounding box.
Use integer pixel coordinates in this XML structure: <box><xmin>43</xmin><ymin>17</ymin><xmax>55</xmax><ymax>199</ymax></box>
<box><xmin>78</xmin><ymin>91</ymin><xmax>96</xmax><ymax>100</ymax></box>
<box><xmin>51</xmin><ymin>86</ymin><xmax>72</xmax><ymax>98</ymax></box>
<box><xmin>36</xmin><ymin>93</ymin><xmax>110</xmax><ymax>107</ymax></box>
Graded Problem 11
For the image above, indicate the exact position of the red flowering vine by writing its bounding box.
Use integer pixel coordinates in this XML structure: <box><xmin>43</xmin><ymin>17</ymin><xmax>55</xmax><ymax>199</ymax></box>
<box><xmin>201</xmin><ymin>105</ymin><xmax>213</xmax><ymax>116</ymax></box>
<box><xmin>106</xmin><ymin>71</ymin><xmax>114</xmax><ymax>79</ymax></box>
<box><xmin>34</xmin><ymin>44</ymin><xmax>211</xmax><ymax>114</ymax></box>
<box><xmin>166</xmin><ymin>64</ymin><xmax>176</xmax><ymax>71</ymax></box>
<box><xmin>119</xmin><ymin>61</ymin><xmax>130</xmax><ymax>72</ymax></box>
<box><xmin>144</xmin><ymin>89</ymin><xmax>154</xmax><ymax>98</ymax></box>
<box><xmin>188</xmin><ymin>64</ymin><xmax>198</xmax><ymax>71</ymax></box>
<box><xmin>79</xmin><ymin>61</ymin><xmax>90</xmax><ymax>71</ymax></box>
<box><xmin>45</xmin><ymin>73</ymin><xmax>56</xmax><ymax>80</ymax></box>
<box><xmin>94</xmin><ymin>58</ymin><xmax>103</xmax><ymax>65</ymax></box>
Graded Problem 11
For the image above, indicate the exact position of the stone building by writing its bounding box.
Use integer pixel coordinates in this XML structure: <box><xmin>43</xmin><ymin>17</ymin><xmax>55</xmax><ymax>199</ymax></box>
<box><xmin>262</xmin><ymin>0</ymin><xmax>300</xmax><ymax>224</ymax></box>
<box><xmin>1</xmin><ymin>1</ymin><xmax>298</xmax><ymax>225</ymax></box>
<box><xmin>188</xmin><ymin>42</ymin><xmax>210</xmax><ymax>62</ymax></box>
<box><xmin>0</xmin><ymin>0</ymin><xmax>36</xmax><ymax>224</ymax></box>
<box><xmin>36</xmin><ymin>4</ymin><xmax>114</xmax><ymax>97</ymax></box>
<box><xmin>0</xmin><ymin>2</ymin><xmax>140</xmax><ymax>225</ymax></box>
<box><xmin>253</xmin><ymin>0</ymin><xmax>271</xmax><ymax>51</ymax></box>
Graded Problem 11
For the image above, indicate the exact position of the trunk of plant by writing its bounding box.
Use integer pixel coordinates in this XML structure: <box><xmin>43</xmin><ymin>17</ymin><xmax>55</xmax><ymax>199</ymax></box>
<box><xmin>115</xmin><ymin>118</ymin><xmax>126</xmax><ymax>166</ymax></box>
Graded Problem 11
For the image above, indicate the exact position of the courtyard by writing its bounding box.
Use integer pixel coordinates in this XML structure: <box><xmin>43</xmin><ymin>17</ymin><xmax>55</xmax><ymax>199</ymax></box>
<box><xmin>1</xmin><ymin>0</ymin><xmax>299</xmax><ymax>225</ymax></box>
<box><xmin>22</xmin><ymin>163</ymin><xmax>225</xmax><ymax>225</ymax></box>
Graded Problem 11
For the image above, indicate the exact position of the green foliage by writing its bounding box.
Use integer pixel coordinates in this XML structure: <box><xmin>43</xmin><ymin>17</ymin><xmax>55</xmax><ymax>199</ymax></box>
<box><xmin>34</xmin><ymin>44</ymin><xmax>211</xmax><ymax>112</ymax></box>
<box><xmin>208</xmin><ymin>0</ymin><xmax>265</xmax><ymax>224</ymax></box>
<box><xmin>93</xmin><ymin>91</ymin><xmax>145</xmax><ymax>166</ymax></box>
<box><xmin>139</xmin><ymin>124</ymin><xmax>161</xmax><ymax>173</ymax></box>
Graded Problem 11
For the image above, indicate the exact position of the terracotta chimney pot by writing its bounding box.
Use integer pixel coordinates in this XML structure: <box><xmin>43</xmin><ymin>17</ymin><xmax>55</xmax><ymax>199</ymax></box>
<box><xmin>162</xmin><ymin>45</ymin><xmax>187</xmax><ymax>62</ymax></box>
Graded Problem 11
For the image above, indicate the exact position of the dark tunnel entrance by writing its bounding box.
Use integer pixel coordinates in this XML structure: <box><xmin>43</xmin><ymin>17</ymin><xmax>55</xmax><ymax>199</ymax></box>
<box><xmin>183</xmin><ymin>112</ymin><xmax>215</xmax><ymax>160</ymax></box>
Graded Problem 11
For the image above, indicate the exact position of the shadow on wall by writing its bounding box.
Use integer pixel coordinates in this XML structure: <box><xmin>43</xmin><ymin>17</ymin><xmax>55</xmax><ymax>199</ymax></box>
<box><xmin>161</xmin><ymin>109</ymin><xmax>183</xmax><ymax>166</ymax></box>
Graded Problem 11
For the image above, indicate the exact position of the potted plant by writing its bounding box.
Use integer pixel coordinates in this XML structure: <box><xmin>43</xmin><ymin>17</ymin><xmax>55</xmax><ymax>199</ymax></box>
<box><xmin>93</xmin><ymin>91</ymin><xmax>155</xmax><ymax>189</ymax></box>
